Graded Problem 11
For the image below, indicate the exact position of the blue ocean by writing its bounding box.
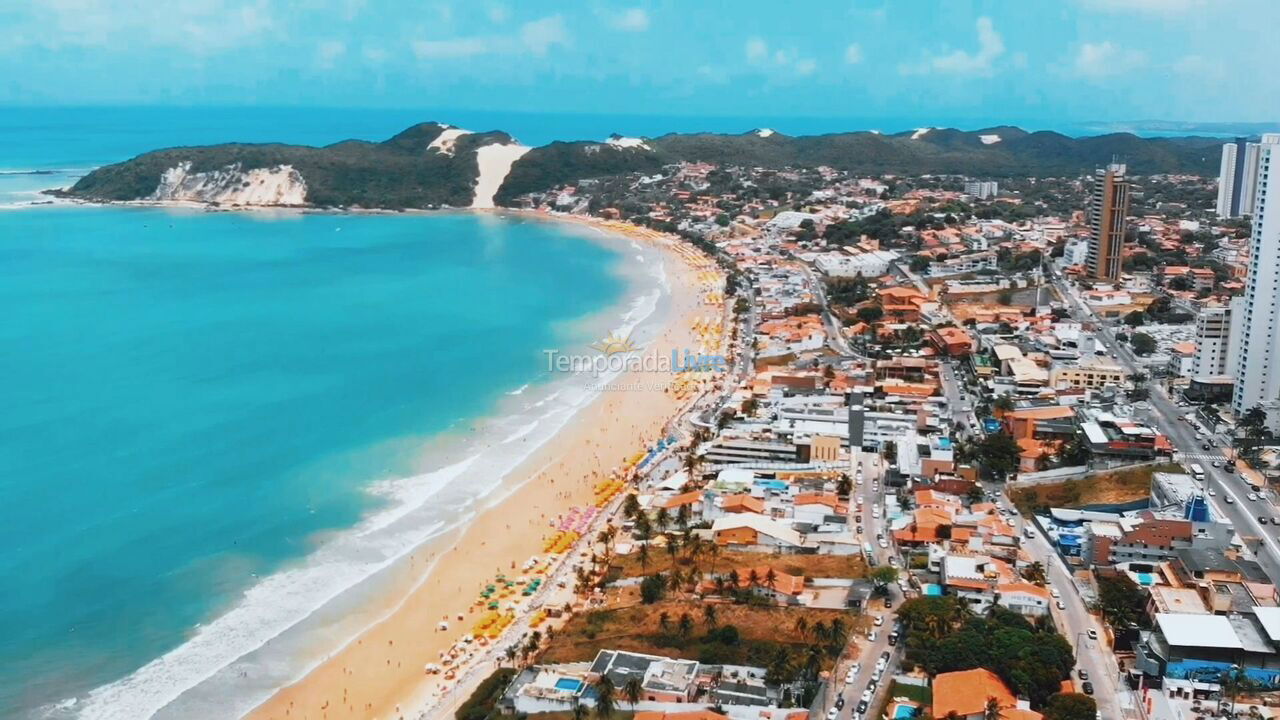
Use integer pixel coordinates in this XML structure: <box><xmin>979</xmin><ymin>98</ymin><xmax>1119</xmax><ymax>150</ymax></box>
<box><xmin>0</xmin><ymin>140</ymin><xmax>673</xmax><ymax>717</ymax></box>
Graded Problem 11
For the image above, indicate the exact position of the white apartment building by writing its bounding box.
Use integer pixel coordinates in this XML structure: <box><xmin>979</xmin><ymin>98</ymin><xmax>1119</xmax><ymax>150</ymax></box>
<box><xmin>1192</xmin><ymin>303</ymin><xmax>1240</xmax><ymax>377</ymax></box>
<box><xmin>1232</xmin><ymin>134</ymin><xmax>1280</xmax><ymax>416</ymax></box>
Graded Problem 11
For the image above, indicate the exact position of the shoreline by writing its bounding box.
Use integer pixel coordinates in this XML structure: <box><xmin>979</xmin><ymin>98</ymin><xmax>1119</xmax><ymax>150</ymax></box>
<box><xmin>234</xmin><ymin>211</ymin><xmax>721</xmax><ymax>720</ymax></box>
<box><xmin>29</xmin><ymin>205</ymin><xmax>719</xmax><ymax>720</ymax></box>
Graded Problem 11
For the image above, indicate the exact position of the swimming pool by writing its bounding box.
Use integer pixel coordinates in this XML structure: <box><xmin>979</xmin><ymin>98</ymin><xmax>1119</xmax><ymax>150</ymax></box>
<box><xmin>554</xmin><ymin>677</ymin><xmax>584</xmax><ymax>693</ymax></box>
<box><xmin>1136</xmin><ymin>572</ymin><xmax>1156</xmax><ymax>585</ymax></box>
<box><xmin>893</xmin><ymin>704</ymin><xmax>918</xmax><ymax>719</ymax></box>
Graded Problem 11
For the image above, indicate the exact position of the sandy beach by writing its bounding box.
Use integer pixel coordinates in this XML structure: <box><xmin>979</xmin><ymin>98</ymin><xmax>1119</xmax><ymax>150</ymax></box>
<box><xmin>243</xmin><ymin>214</ymin><xmax>725</xmax><ymax>720</ymax></box>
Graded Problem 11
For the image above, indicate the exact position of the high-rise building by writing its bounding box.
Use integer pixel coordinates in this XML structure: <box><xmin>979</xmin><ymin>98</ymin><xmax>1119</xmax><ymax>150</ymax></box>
<box><xmin>964</xmin><ymin>179</ymin><xmax>998</xmax><ymax>200</ymax></box>
<box><xmin>1085</xmin><ymin>162</ymin><xmax>1130</xmax><ymax>283</ymax></box>
<box><xmin>1192</xmin><ymin>303</ymin><xmax>1237</xmax><ymax>377</ymax></box>
<box><xmin>1215</xmin><ymin>138</ymin><xmax>1262</xmax><ymax>218</ymax></box>
<box><xmin>1231</xmin><ymin>134</ymin><xmax>1280</xmax><ymax>416</ymax></box>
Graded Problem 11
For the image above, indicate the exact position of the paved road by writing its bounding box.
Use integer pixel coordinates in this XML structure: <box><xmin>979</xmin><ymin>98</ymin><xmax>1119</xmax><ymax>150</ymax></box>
<box><xmin>827</xmin><ymin>453</ymin><xmax>904</xmax><ymax>720</ymax></box>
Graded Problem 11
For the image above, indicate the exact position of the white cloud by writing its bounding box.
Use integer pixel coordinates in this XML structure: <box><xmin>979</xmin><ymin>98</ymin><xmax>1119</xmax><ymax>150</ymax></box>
<box><xmin>25</xmin><ymin>0</ymin><xmax>276</xmax><ymax>54</ymax></box>
<box><xmin>1073</xmin><ymin>41</ymin><xmax>1147</xmax><ymax>78</ymax></box>
<box><xmin>903</xmin><ymin>16</ymin><xmax>1004</xmax><ymax>76</ymax></box>
<box><xmin>519</xmin><ymin>15</ymin><xmax>568</xmax><ymax>56</ymax></box>
<box><xmin>487</xmin><ymin>4</ymin><xmax>509</xmax><ymax>23</ymax></box>
<box><xmin>610</xmin><ymin>8</ymin><xmax>649</xmax><ymax>32</ymax></box>
<box><xmin>844</xmin><ymin>43</ymin><xmax>863</xmax><ymax>65</ymax></box>
<box><xmin>744</xmin><ymin>36</ymin><xmax>816</xmax><ymax>77</ymax></box>
<box><xmin>413</xmin><ymin>37</ymin><xmax>489</xmax><ymax>59</ymax></box>
<box><xmin>1077</xmin><ymin>0</ymin><xmax>1205</xmax><ymax>14</ymax></box>
<box><xmin>1173</xmin><ymin>54</ymin><xmax>1225</xmax><ymax>80</ymax></box>
<box><xmin>315</xmin><ymin>40</ymin><xmax>346</xmax><ymax>69</ymax></box>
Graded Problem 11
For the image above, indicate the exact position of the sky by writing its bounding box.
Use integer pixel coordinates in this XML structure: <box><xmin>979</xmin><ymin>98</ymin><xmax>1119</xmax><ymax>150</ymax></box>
<box><xmin>2</xmin><ymin>0</ymin><xmax>1278</xmax><ymax>126</ymax></box>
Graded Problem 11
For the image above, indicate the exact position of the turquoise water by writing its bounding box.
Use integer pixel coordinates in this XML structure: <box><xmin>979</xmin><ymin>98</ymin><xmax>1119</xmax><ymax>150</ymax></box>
<box><xmin>554</xmin><ymin>678</ymin><xmax>584</xmax><ymax>693</ymax></box>
<box><xmin>0</xmin><ymin>206</ymin><xmax>628</xmax><ymax>717</ymax></box>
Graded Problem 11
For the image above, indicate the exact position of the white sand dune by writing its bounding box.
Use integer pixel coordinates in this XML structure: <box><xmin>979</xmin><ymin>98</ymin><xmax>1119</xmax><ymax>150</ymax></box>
<box><xmin>150</xmin><ymin>162</ymin><xmax>306</xmax><ymax>205</ymax></box>
<box><xmin>606</xmin><ymin>136</ymin><xmax>651</xmax><ymax>150</ymax></box>
<box><xmin>427</xmin><ymin>126</ymin><xmax>473</xmax><ymax>156</ymax></box>
<box><xmin>471</xmin><ymin>143</ymin><xmax>531</xmax><ymax>209</ymax></box>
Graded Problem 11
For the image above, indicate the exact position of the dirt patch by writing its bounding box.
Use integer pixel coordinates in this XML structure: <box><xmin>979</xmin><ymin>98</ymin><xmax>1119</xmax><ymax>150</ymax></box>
<box><xmin>1009</xmin><ymin>463</ymin><xmax>1181</xmax><ymax>512</ymax></box>
<box><xmin>610</xmin><ymin>547</ymin><xmax>866</xmax><ymax>581</ymax></box>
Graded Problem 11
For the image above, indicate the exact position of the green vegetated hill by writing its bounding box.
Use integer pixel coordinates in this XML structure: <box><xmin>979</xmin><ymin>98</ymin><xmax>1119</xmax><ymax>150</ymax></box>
<box><xmin>67</xmin><ymin>122</ymin><xmax>512</xmax><ymax>209</ymax></box>
<box><xmin>63</xmin><ymin>122</ymin><xmax>1224</xmax><ymax>209</ymax></box>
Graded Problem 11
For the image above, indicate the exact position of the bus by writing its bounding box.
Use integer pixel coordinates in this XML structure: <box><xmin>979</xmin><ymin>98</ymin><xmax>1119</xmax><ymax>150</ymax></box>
<box><xmin>1189</xmin><ymin>463</ymin><xmax>1206</xmax><ymax>481</ymax></box>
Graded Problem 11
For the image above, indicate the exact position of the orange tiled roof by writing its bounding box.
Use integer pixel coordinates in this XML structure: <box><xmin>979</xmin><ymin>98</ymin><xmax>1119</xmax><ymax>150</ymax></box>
<box><xmin>722</xmin><ymin>494</ymin><xmax>765</xmax><ymax>514</ymax></box>
<box><xmin>657</xmin><ymin>491</ymin><xmax>702</xmax><ymax>509</ymax></box>
<box><xmin>933</xmin><ymin>668</ymin><xmax>1017</xmax><ymax>718</ymax></box>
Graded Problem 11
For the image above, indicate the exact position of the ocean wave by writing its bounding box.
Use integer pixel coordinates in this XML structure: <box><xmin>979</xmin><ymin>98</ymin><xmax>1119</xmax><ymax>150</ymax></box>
<box><xmin>65</xmin><ymin>457</ymin><xmax>468</xmax><ymax>720</ymax></box>
<box><xmin>505</xmin><ymin>383</ymin><xmax>530</xmax><ymax>396</ymax></box>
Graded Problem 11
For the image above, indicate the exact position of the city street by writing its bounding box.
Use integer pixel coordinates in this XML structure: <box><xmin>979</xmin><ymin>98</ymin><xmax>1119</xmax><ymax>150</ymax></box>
<box><xmin>829</xmin><ymin>452</ymin><xmax>904</xmax><ymax>720</ymax></box>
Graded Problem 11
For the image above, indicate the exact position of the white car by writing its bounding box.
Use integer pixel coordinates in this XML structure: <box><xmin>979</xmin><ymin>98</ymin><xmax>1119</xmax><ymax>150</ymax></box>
<box><xmin>1050</xmin><ymin>588</ymin><xmax>1060</xmax><ymax>598</ymax></box>
<box><xmin>1225</xmin><ymin>496</ymin><xmax>1235</xmax><ymax>504</ymax></box>
<box><xmin>878</xmin><ymin>538</ymin><xmax>888</xmax><ymax>549</ymax></box>
<box><xmin>1248</xmin><ymin>493</ymin><xmax>1259</xmax><ymax>502</ymax></box>
<box><xmin>874</xmin><ymin>615</ymin><xmax>885</xmax><ymax>626</ymax></box>
<box><xmin>1208</xmin><ymin>488</ymin><xmax>1217</xmax><ymax>496</ymax></box>
<box><xmin>827</xmin><ymin>708</ymin><xmax>839</xmax><ymax>720</ymax></box>
<box><xmin>861</xmin><ymin>689</ymin><xmax>873</xmax><ymax>703</ymax></box>
<box><xmin>847</xmin><ymin>662</ymin><xmax>861</xmax><ymax>680</ymax></box>
<box><xmin>1056</xmin><ymin>600</ymin><xmax>1066</xmax><ymax>610</ymax></box>
<box><xmin>867</xmin><ymin>630</ymin><xmax>877</xmax><ymax>642</ymax></box>
<box><xmin>856</xmin><ymin>476</ymin><xmax>864</xmax><ymax>485</ymax></box>
<box><xmin>1087</xmin><ymin>629</ymin><xmax>1098</xmax><ymax>640</ymax></box>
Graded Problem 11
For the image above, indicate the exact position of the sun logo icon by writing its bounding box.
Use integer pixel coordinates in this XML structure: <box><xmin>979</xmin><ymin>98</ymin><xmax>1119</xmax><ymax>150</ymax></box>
<box><xmin>590</xmin><ymin>331</ymin><xmax>639</xmax><ymax>355</ymax></box>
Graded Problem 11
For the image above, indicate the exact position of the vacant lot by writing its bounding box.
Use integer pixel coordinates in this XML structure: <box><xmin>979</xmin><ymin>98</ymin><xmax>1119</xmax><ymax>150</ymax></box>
<box><xmin>611</xmin><ymin>547</ymin><xmax>866</xmax><ymax>580</ymax></box>
<box><xmin>540</xmin><ymin>595</ymin><xmax>861</xmax><ymax>669</ymax></box>
<box><xmin>1009</xmin><ymin>463</ymin><xmax>1180</xmax><ymax>513</ymax></box>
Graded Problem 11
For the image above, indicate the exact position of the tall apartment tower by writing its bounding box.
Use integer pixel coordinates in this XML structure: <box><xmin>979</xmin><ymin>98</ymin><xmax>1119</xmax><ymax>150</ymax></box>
<box><xmin>1231</xmin><ymin>134</ymin><xmax>1280</xmax><ymax>416</ymax></box>
<box><xmin>1192</xmin><ymin>304</ymin><xmax>1236</xmax><ymax>377</ymax></box>
<box><xmin>1216</xmin><ymin>138</ymin><xmax>1262</xmax><ymax>218</ymax></box>
<box><xmin>1086</xmin><ymin>162</ymin><xmax>1131</xmax><ymax>283</ymax></box>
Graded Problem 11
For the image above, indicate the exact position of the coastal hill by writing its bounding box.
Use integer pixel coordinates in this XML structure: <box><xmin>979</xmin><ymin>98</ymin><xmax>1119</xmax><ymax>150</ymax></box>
<box><xmin>61</xmin><ymin>122</ymin><xmax>1225</xmax><ymax>209</ymax></box>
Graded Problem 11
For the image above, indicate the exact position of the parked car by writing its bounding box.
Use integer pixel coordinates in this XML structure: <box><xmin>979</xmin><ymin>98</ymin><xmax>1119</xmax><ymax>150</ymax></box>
<box><xmin>1225</xmin><ymin>495</ymin><xmax>1235</xmax><ymax>504</ymax></box>
<box><xmin>826</xmin><ymin>707</ymin><xmax>839</xmax><ymax>720</ymax></box>
<box><xmin>1056</xmin><ymin>600</ymin><xmax>1066</xmax><ymax>610</ymax></box>
<box><xmin>874</xmin><ymin>615</ymin><xmax>884</xmax><ymax>626</ymax></box>
<box><xmin>1078</xmin><ymin>669</ymin><xmax>1089</xmax><ymax>680</ymax></box>
<box><xmin>1082</xmin><ymin>681</ymin><xmax>1094</xmax><ymax>695</ymax></box>
<box><xmin>856</xmin><ymin>700</ymin><xmax>869</xmax><ymax>714</ymax></box>
<box><xmin>1248</xmin><ymin>493</ymin><xmax>1259</xmax><ymax>501</ymax></box>
<box><xmin>1087</xmin><ymin>629</ymin><xmax>1098</xmax><ymax>640</ymax></box>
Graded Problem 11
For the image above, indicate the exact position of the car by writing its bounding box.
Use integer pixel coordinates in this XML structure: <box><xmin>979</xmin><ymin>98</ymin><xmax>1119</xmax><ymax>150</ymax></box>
<box><xmin>848</xmin><ymin>662</ymin><xmax>861</xmax><ymax>678</ymax></box>
<box><xmin>856</xmin><ymin>525</ymin><xmax>864</xmax><ymax>534</ymax></box>
<box><xmin>1260</xmin><ymin>515</ymin><xmax>1269</xmax><ymax>524</ymax></box>
<box><xmin>860</xmin><ymin>689</ymin><xmax>872</xmax><ymax>703</ymax></box>
<box><xmin>855</xmin><ymin>515</ymin><xmax>863</xmax><ymax>523</ymax></box>
<box><xmin>1272</xmin><ymin>517</ymin><xmax>1280</xmax><ymax>526</ymax></box>
<box><xmin>1225</xmin><ymin>495</ymin><xmax>1235</xmax><ymax>504</ymax></box>
<box><xmin>1050</xmin><ymin>588</ymin><xmax>1061</xmax><ymax>599</ymax></box>
<box><xmin>888</xmin><ymin>556</ymin><xmax>900</xmax><ymax>567</ymax></box>
<box><xmin>856</xmin><ymin>477</ymin><xmax>864</xmax><ymax>486</ymax></box>
<box><xmin>1056</xmin><ymin>600</ymin><xmax>1066</xmax><ymax>610</ymax></box>
<box><xmin>1209</xmin><ymin>488</ymin><xmax>1217</xmax><ymax>496</ymax></box>
<box><xmin>867</xmin><ymin>630</ymin><xmax>877</xmax><ymax>642</ymax></box>
<box><xmin>874</xmin><ymin>615</ymin><xmax>885</xmax><ymax>626</ymax></box>
<box><xmin>826</xmin><ymin>707</ymin><xmax>839</xmax><ymax>719</ymax></box>
<box><xmin>1202</xmin><ymin>443</ymin><xmax>1211</xmax><ymax>451</ymax></box>
<box><xmin>1249</xmin><ymin>483</ymin><xmax>1262</xmax><ymax>492</ymax></box>
<box><xmin>876</xmin><ymin>532</ymin><xmax>884</xmax><ymax>540</ymax></box>
<box><xmin>867</xmin><ymin>679</ymin><xmax>878</xmax><ymax>693</ymax></box>
<box><xmin>835</xmin><ymin>695</ymin><xmax>846</xmax><ymax>710</ymax></box>
<box><xmin>1081</xmin><ymin>681</ymin><xmax>1094</xmax><ymax>695</ymax></box>
<box><xmin>1213</xmin><ymin>461</ymin><xmax>1223</xmax><ymax>468</ymax></box>
<box><xmin>1087</xmin><ymin>629</ymin><xmax>1098</xmax><ymax>640</ymax></box>
<box><xmin>1078</xmin><ymin>669</ymin><xmax>1089</xmax><ymax>680</ymax></box>
<box><xmin>1248</xmin><ymin>493</ymin><xmax>1259</xmax><ymax>501</ymax></box>
<box><xmin>856</xmin><ymin>701</ymin><xmax>869</xmax><ymax>714</ymax></box>
<box><xmin>888</xmin><ymin>632</ymin><xmax>899</xmax><ymax>646</ymax></box>
<box><xmin>883</xmin><ymin>599</ymin><xmax>893</xmax><ymax>610</ymax></box>
<box><xmin>878</xmin><ymin>539</ymin><xmax>888</xmax><ymax>549</ymax></box>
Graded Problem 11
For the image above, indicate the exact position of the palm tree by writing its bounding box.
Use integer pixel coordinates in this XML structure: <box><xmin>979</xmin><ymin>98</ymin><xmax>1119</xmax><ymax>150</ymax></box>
<box><xmin>682</xmin><ymin>450</ymin><xmax>700</xmax><ymax>479</ymax></box>
<box><xmin>983</xmin><ymin>696</ymin><xmax>1001</xmax><ymax>720</ymax></box>
<box><xmin>764</xmin><ymin>567</ymin><xmax>779</xmax><ymax>594</ymax></box>
<box><xmin>655</xmin><ymin>507</ymin><xmax>671</xmax><ymax>534</ymax></box>
<box><xmin>676</xmin><ymin>503</ymin><xmax>691</xmax><ymax>530</ymax></box>
<box><xmin>830</xmin><ymin>617</ymin><xmax>848</xmax><ymax>647</ymax></box>
<box><xmin>703</xmin><ymin>603</ymin><xmax>718</xmax><ymax>628</ymax></box>
<box><xmin>678</xmin><ymin>612</ymin><xmax>694</xmax><ymax>640</ymax></box>
<box><xmin>572</xmin><ymin>698</ymin><xmax>588</xmax><ymax>720</ymax></box>
<box><xmin>812</xmin><ymin>620</ymin><xmax>829</xmax><ymax>646</ymax></box>
<box><xmin>637</xmin><ymin>542</ymin><xmax>651</xmax><ymax>574</ymax></box>
<box><xmin>705</xmin><ymin>540</ymin><xmax>720</xmax><ymax>572</ymax></box>
<box><xmin>621</xmin><ymin>677</ymin><xmax>644</xmax><ymax>710</ymax></box>
<box><xmin>1022</xmin><ymin>561</ymin><xmax>1047</xmax><ymax>586</ymax></box>
<box><xmin>594</xmin><ymin>675</ymin><xmax>616</xmax><ymax>719</ymax></box>
<box><xmin>713</xmin><ymin>574</ymin><xmax>728</xmax><ymax>597</ymax></box>
<box><xmin>658</xmin><ymin>611</ymin><xmax>671</xmax><ymax>632</ymax></box>
<box><xmin>793</xmin><ymin>616</ymin><xmax>809</xmax><ymax>641</ymax></box>
<box><xmin>746</xmin><ymin>568</ymin><xmax>761</xmax><ymax>589</ymax></box>
<box><xmin>665</xmin><ymin>532</ymin><xmax>680</xmax><ymax>564</ymax></box>
<box><xmin>622</xmin><ymin>494</ymin><xmax>641</xmax><ymax>520</ymax></box>
<box><xmin>503</xmin><ymin>645</ymin><xmax>518</xmax><ymax>666</ymax></box>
